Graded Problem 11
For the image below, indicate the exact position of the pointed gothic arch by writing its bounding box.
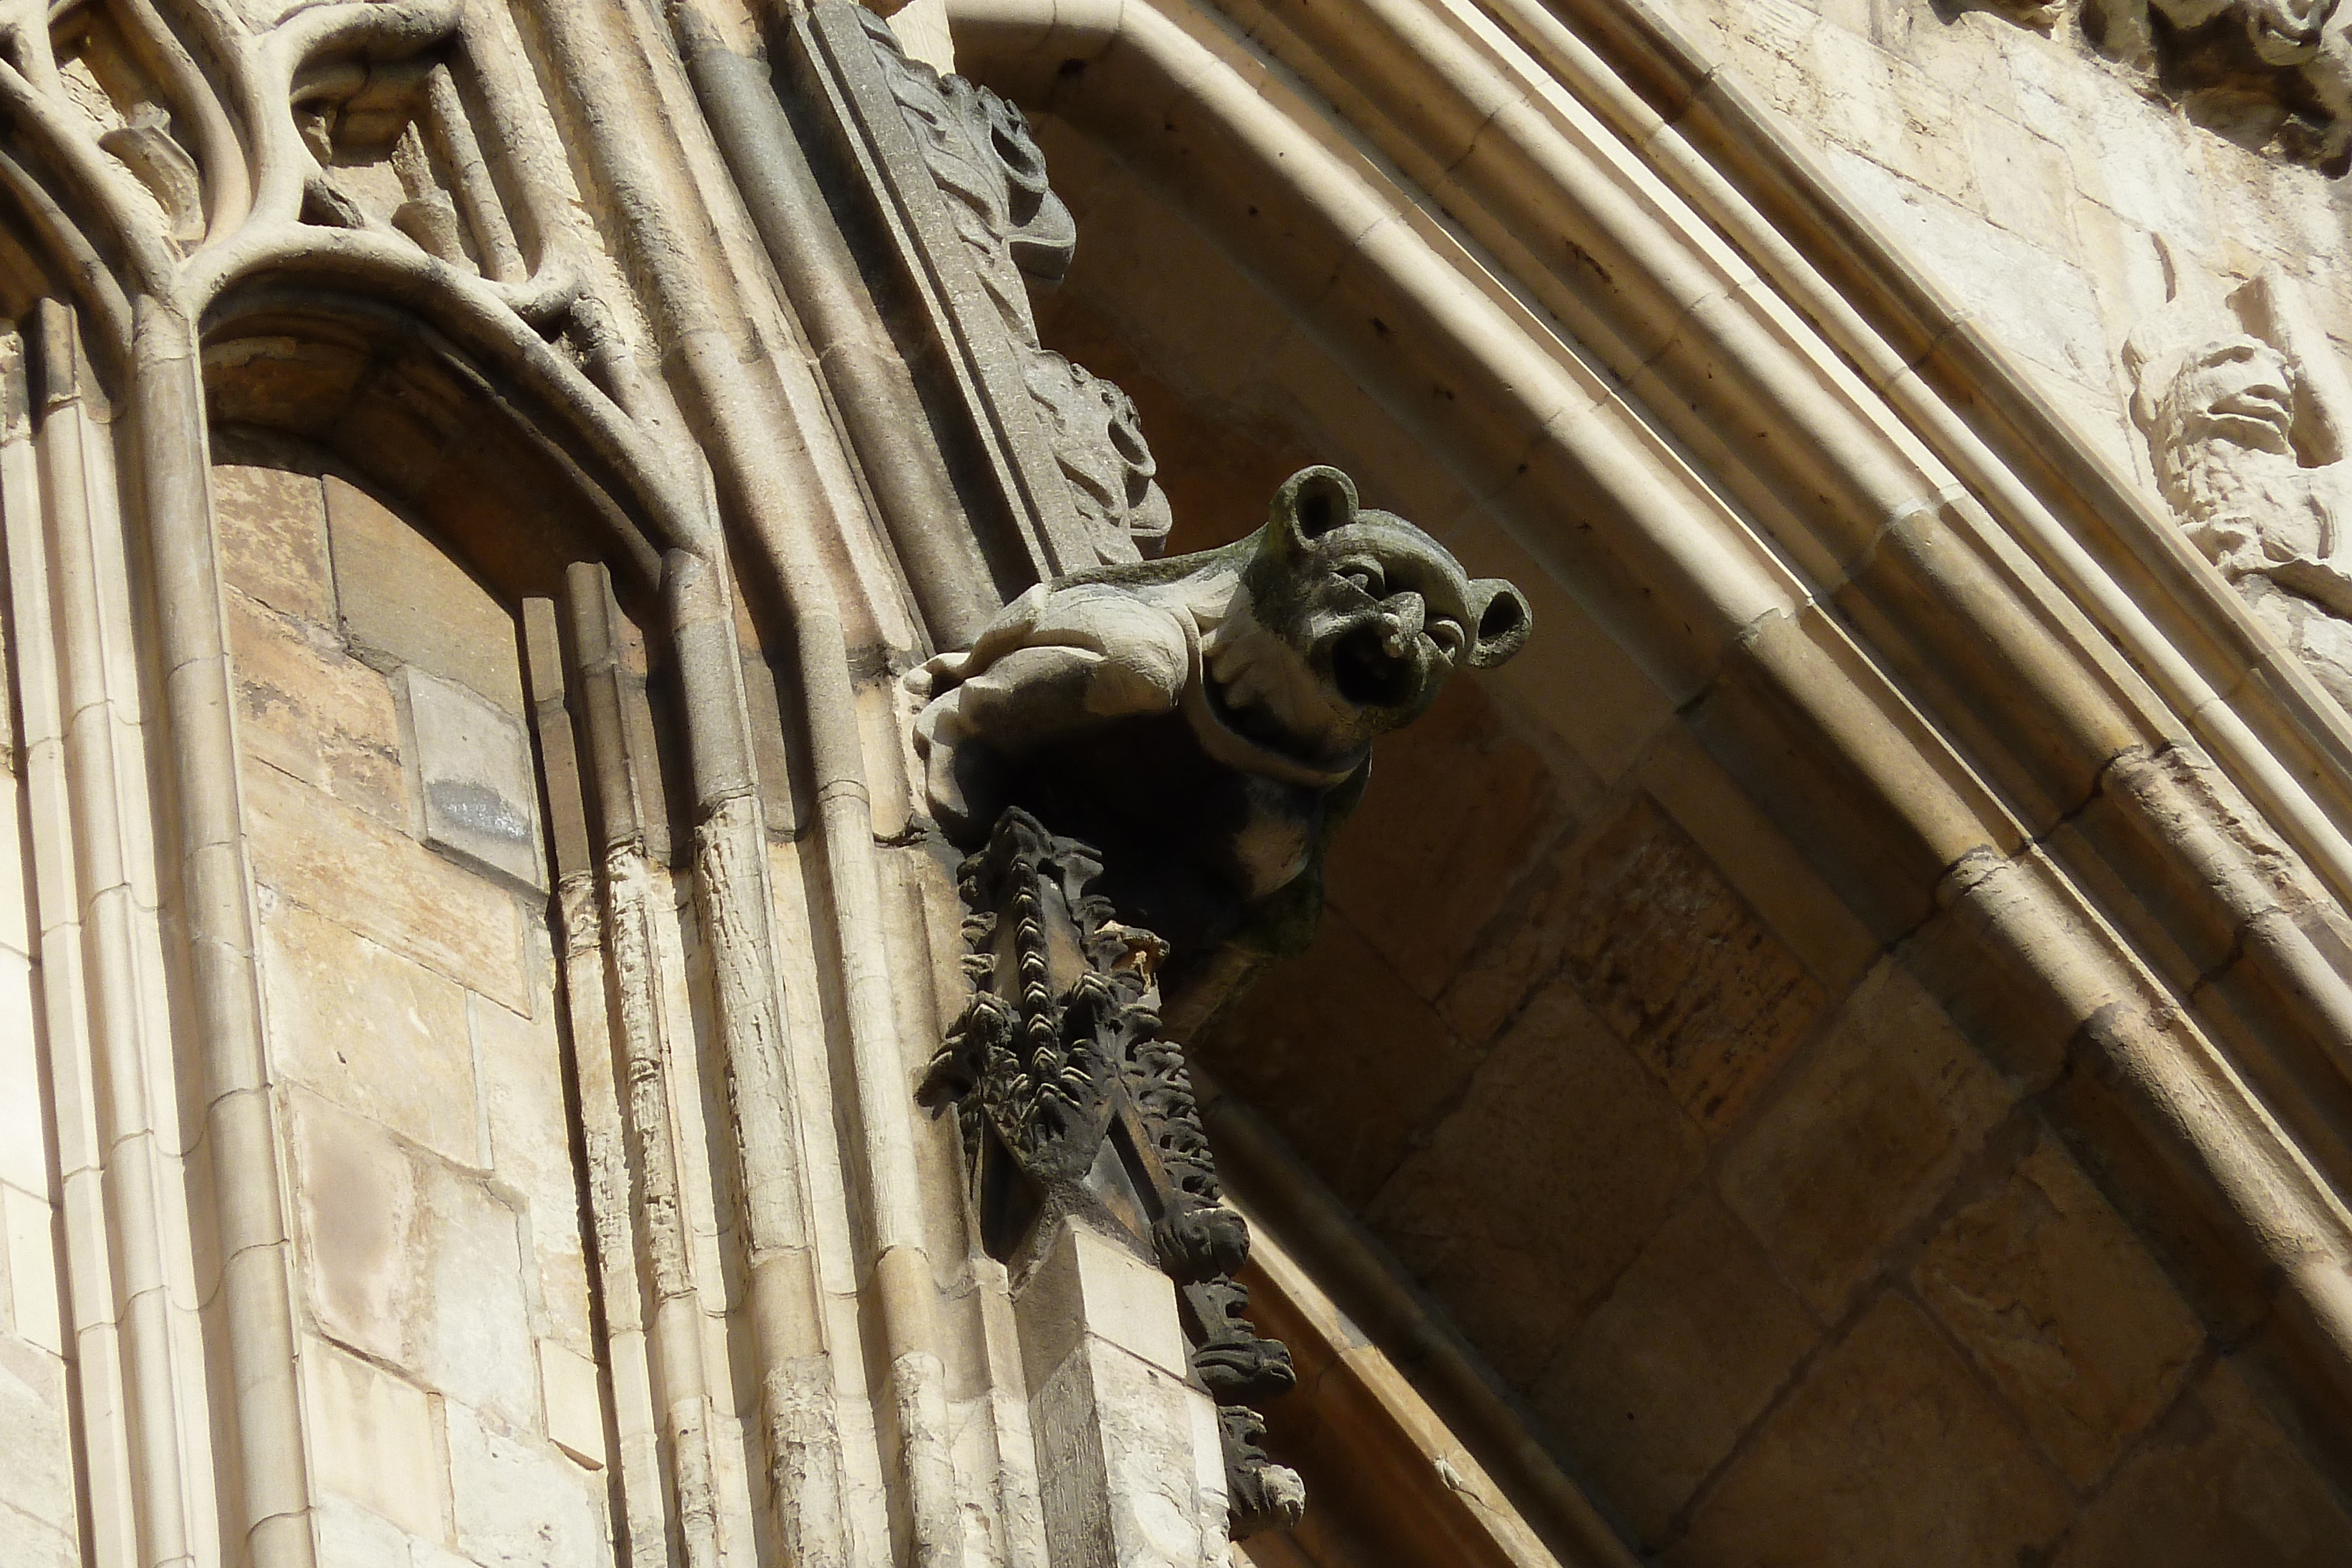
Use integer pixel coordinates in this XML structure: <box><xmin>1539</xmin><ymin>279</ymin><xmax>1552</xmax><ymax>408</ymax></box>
<box><xmin>930</xmin><ymin>0</ymin><xmax>2352</xmax><ymax>1552</ymax></box>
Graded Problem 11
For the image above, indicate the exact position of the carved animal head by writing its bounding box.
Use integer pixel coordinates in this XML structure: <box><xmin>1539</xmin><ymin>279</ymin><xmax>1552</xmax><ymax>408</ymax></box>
<box><xmin>1212</xmin><ymin>467</ymin><xmax>1531</xmax><ymax>758</ymax></box>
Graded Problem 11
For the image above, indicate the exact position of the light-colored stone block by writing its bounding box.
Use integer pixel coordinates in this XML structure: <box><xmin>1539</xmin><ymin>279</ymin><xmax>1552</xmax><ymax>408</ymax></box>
<box><xmin>3</xmin><ymin>1183</ymin><xmax>61</xmax><ymax>1355</ymax></box>
<box><xmin>225</xmin><ymin>589</ymin><xmax>407</xmax><ymax>828</ymax></box>
<box><xmin>397</xmin><ymin>665</ymin><xmax>544</xmax><ymax>891</ymax></box>
<box><xmin>325</xmin><ymin>475</ymin><xmax>525</xmax><ymax>715</ymax></box>
<box><xmin>0</xmin><ymin>1505</ymin><xmax>76</xmax><ymax>1568</ymax></box>
<box><xmin>1820</xmin><ymin>143</ymin><xmax>2110</xmax><ymax>389</ymax></box>
<box><xmin>0</xmin><ymin>768</ymin><xmax>28</xmax><ymax>957</ymax></box>
<box><xmin>211</xmin><ymin>462</ymin><xmax>334</xmax><ymax>626</ymax></box>
<box><xmin>302</xmin><ymin>1337</ymin><xmax>446</xmax><ymax>1541</ymax></box>
<box><xmin>243</xmin><ymin>761</ymin><xmax>530</xmax><ymax>1014</ymax></box>
<box><xmin>308</xmin><ymin>1495</ymin><xmax>416</xmax><ymax>1568</ymax></box>
<box><xmin>1016</xmin><ymin>1221</ymin><xmax>1192</xmax><ymax>1393</ymax></box>
<box><xmin>260</xmin><ymin>896</ymin><xmax>480</xmax><ymax>1168</ymax></box>
<box><xmin>1027</xmin><ymin>1323</ymin><xmax>1223</xmax><ymax>1568</ymax></box>
<box><xmin>1915</xmin><ymin>1135</ymin><xmax>2204</xmax><ymax>1487</ymax></box>
<box><xmin>539</xmin><ymin>1340</ymin><xmax>607</xmax><ymax>1469</ymax></box>
<box><xmin>1965</xmin><ymin>109</ymin><xmax>2076</xmax><ymax>250</ymax></box>
<box><xmin>0</xmin><ymin>949</ymin><xmax>49</xmax><ymax>1195</ymax></box>
<box><xmin>289</xmin><ymin>1091</ymin><xmax>539</xmax><ymax>1426</ymax></box>
<box><xmin>418</xmin><ymin>1172</ymin><xmax>540</xmax><ymax>1432</ymax></box>
<box><xmin>475</xmin><ymin>995</ymin><xmax>590</xmax><ymax>1345</ymax></box>
<box><xmin>445</xmin><ymin>1398</ymin><xmax>605</xmax><ymax>1568</ymax></box>
<box><xmin>0</xmin><ymin>1331</ymin><xmax>75</xmax><ymax>1537</ymax></box>
<box><xmin>291</xmin><ymin>1088</ymin><xmax>419</xmax><ymax>1368</ymax></box>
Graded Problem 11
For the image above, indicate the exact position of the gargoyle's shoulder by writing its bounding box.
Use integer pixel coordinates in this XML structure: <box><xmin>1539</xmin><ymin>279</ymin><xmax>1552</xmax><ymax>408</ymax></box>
<box><xmin>1049</xmin><ymin>539</ymin><xmax>1250</xmax><ymax>618</ymax></box>
<box><xmin>1055</xmin><ymin>538</ymin><xmax>1248</xmax><ymax>590</ymax></box>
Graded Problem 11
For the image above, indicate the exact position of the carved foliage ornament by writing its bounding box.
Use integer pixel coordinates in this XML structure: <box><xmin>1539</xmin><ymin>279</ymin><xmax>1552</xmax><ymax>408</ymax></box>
<box><xmin>914</xmin><ymin>467</ymin><xmax>1532</xmax><ymax>1539</ymax></box>
<box><xmin>854</xmin><ymin>7</ymin><xmax>1174</xmax><ymax>562</ymax></box>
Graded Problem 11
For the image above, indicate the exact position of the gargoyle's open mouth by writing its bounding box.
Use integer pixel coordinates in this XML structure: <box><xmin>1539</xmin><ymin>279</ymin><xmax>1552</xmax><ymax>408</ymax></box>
<box><xmin>1331</xmin><ymin>623</ymin><xmax>1416</xmax><ymax>709</ymax></box>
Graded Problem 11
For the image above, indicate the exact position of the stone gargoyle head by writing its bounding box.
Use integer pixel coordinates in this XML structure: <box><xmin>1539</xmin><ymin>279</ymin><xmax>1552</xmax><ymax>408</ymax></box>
<box><xmin>1210</xmin><ymin>466</ymin><xmax>1532</xmax><ymax>759</ymax></box>
<box><xmin>910</xmin><ymin>465</ymin><xmax>1531</xmax><ymax>969</ymax></box>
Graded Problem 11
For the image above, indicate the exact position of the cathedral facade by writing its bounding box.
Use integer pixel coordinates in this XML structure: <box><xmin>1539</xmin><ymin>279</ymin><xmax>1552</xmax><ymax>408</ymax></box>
<box><xmin>5</xmin><ymin>0</ymin><xmax>2352</xmax><ymax>1563</ymax></box>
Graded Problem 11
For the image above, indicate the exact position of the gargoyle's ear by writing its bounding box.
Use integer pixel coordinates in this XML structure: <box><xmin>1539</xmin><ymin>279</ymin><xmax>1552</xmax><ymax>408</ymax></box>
<box><xmin>1271</xmin><ymin>465</ymin><xmax>1359</xmax><ymax>546</ymax></box>
<box><xmin>1465</xmin><ymin>579</ymin><xmax>1533</xmax><ymax>668</ymax></box>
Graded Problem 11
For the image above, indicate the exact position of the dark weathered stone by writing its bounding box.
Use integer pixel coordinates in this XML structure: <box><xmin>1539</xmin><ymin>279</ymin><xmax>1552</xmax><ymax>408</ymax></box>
<box><xmin>797</xmin><ymin>4</ymin><xmax>1174</xmax><ymax>577</ymax></box>
<box><xmin>924</xmin><ymin>805</ymin><xmax>1304</xmax><ymax>1537</ymax></box>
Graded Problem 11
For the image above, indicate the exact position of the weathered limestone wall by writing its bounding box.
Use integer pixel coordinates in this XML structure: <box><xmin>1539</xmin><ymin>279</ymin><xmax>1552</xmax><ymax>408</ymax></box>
<box><xmin>1658</xmin><ymin>0</ymin><xmax>2352</xmax><ymax>486</ymax></box>
<box><xmin>1212</xmin><ymin>680</ymin><xmax>2352</xmax><ymax>1566</ymax></box>
<box><xmin>0</xmin><ymin>582</ymin><xmax>76</xmax><ymax>1568</ymax></box>
<box><xmin>211</xmin><ymin>446</ymin><xmax>615</xmax><ymax>1566</ymax></box>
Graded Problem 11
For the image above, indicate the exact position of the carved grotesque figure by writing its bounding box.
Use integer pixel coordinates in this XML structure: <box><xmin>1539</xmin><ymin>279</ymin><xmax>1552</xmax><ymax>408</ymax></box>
<box><xmin>910</xmin><ymin>465</ymin><xmax>1531</xmax><ymax>962</ymax></box>
<box><xmin>2134</xmin><ymin>319</ymin><xmax>2352</xmax><ymax>711</ymax></box>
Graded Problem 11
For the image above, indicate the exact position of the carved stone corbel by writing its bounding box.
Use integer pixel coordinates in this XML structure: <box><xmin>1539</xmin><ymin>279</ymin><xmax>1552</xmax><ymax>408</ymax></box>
<box><xmin>923</xmin><ymin>806</ymin><xmax>1307</xmax><ymax>1537</ymax></box>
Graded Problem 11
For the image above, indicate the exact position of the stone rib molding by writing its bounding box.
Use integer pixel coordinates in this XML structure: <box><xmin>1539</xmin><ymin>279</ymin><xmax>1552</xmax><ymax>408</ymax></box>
<box><xmin>3</xmin><ymin>309</ymin><xmax>225</xmax><ymax>1568</ymax></box>
<box><xmin>942</xmin><ymin>0</ymin><xmax>2352</xmax><ymax>1479</ymax></box>
<box><xmin>676</xmin><ymin>8</ymin><xmax>1004</xmax><ymax>649</ymax></box>
<box><xmin>562</xmin><ymin>565</ymin><xmax>733</xmax><ymax>1568</ymax></box>
<box><xmin>1513</xmin><ymin>0</ymin><xmax>2352</xmax><ymax>908</ymax></box>
<box><xmin>522</xmin><ymin>0</ymin><xmax>1005</xmax><ymax>1557</ymax></box>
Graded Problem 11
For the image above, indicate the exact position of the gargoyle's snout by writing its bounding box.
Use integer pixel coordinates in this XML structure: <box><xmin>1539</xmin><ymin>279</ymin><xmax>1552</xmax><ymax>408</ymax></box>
<box><xmin>1380</xmin><ymin>592</ymin><xmax>1425</xmax><ymax>657</ymax></box>
<box><xmin>1330</xmin><ymin>604</ymin><xmax>1431</xmax><ymax>711</ymax></box>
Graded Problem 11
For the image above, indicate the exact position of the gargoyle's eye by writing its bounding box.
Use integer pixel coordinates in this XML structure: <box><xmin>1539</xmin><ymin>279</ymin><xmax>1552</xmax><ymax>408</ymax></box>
<box><xmin>1342</xmin><ymin>565</ymin><xmax>1384</xmax><ymax>596</ymax></box>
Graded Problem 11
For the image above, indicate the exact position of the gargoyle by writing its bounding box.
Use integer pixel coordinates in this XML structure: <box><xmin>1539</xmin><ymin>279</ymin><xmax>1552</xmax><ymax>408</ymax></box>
<box><xmin>909</xmin><ymin>464</ymin><xmax>1532</xmax><ymax>974</ymax></box>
